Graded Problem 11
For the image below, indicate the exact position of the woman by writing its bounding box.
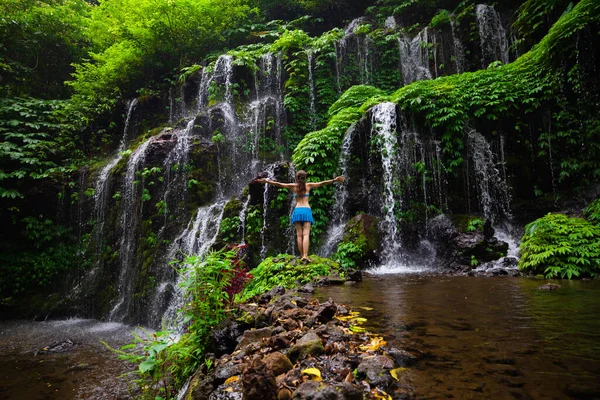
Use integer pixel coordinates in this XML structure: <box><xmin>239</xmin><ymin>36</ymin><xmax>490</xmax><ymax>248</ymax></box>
<box><xmin>255</xmin><ymin>170</ymin><xmax>344</xmax><ymax>262</ymax></box>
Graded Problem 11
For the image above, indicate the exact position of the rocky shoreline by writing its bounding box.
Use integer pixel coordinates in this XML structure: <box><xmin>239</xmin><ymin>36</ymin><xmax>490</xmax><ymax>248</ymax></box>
<box><xmin>181</xmin><ymin>285</ymin><xmax>418</xmax><ymax>400</ymax></box>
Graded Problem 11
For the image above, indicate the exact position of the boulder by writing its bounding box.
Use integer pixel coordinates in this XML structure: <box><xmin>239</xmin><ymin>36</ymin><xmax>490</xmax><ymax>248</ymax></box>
<box><xmin>287</xmin><ymin>331</ymin><xmax>324</xmax><ymax>362</ymax></box>
<box><xmin>208</xmin><ymin>318</ymin><xmax>246</xmax><ymax>357</ymax></box>
<box><xmin>427</xmin><ymin>214</ymin><xmax>509</xmax><ymax>271</ymax></box>
<box><xmin>182</xmin><ymin>370</ymin><xmax>215</xmax><ymax>400</ymax></box>
<box><xmin>235</xmin><ymin>327</ymin><xmax>273</xmax><ymax>351</ymax></box>
<box><xmin>263</xmin><ymin>352</ymin><xmax>294</xmax><ymax>376</ymax></box>
<box><xmin>315</xmin><ymin>299</ymin><xmax>337</xmax><ymax>323</ymax></box>
<box><xmin>242</xmin><ymin>357</ymin><xmax>277</xmax><ymax>400</ymax></box>
<box><xmin>337</xmin><ymin>214</ymin><xmax>380</xmax><ymax>269</ymax></box>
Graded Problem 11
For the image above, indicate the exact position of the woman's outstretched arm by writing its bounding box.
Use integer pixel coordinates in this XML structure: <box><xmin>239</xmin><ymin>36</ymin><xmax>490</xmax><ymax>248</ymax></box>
<box><xmin>307</xmin><ymin>176</ymin><xmax>345</xmax><ymax>189</ymax></box>
<box><xmin>254</xmin><ymin>178</ymin><xmax>296</xmax><ymax>189</ymax></box>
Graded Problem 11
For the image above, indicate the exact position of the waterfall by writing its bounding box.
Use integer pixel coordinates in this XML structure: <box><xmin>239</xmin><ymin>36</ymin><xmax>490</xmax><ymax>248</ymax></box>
<box><xmin>259</xmin><ymin>164</ymin><xmax>276</xmax><ymax>259</ymax></box>
<box><xmin>159</xmin><ymin>201</ymin><xmax>226</xmax><ymax>329</ymax></box>
<box><xmin>169</xmin><ymin>87</ymin><xmax>174</xmax><ymax>125</ymax></box>
<box><xmin>320</xmin><ymin>124</ymin><xmax>356</xmax><ymax>257</ymax></box>
<box><xmin>450</xmin><ymin>19</ymin><xmax>466</xmax><ymax>74</ymax></box>
<box><xmin>217</xmin><ymin>55</ymin><xmax>234</xmax><ymax>103</ymax></box>
<box><xmin>357</xmin><ymin>35</ymin><xmax>371</xmax><ymax>85</ymax></box>
<box><xmin>94</xmin><ymin>99</ymin><xmax>139</xmax><ymax>249</ymax></box>
<box><xmin>109</xmin><ymin>137</ymin><xmax>154</xmax><ymax>322</ymax></box>
<box><xmin>306</xmin><ymin>50</ymin><xmax>317</xmax><ymax>131</ymax></box>
<box><xmin>399</xmin><ymin>28</ymin><xmax>432</xmax><ymax>85</ymax></box>
<box><xmin>384</xmin><ymin>16</ymin><xmax>397</xmax><ymax>30</ymax></box>
<box><xmin>161</xmin><ymin>119</ymin><xmax>195</xmax><ymax>219</ymax></box>
<box><xmin>372</xmin><ymin>103</ymin><xmax>402</xmax><ymax>265</ymax></box>
<box><xmin>334</xmin><ymin>40</ymin><xmax>345</xmax><ymax>94</ymax></box>
<box><xmin>238</xmin><ymin>194</ymin><xmax>251</xmax><ymax>244</ymax></box>
<box><xmin>196</xmin><ymin>68</ymin><xmax>211</xmax><ymax>113</ymax></box>
<box><xmin>475</xmin><ymin>4</ymin><xmax>509</xmax><ymax>66</ymax></box>
<box><xmin>466</xmin><ymin>130</ymin><xmax>512</xmax><ymax>225</ymax></box>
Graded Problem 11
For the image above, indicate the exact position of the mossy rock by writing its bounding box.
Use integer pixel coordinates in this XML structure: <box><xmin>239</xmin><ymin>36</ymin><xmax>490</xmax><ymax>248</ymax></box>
<box><xmin>241</xmin><ymin>254</ymin><xmax>339</xmax><ymax>300</ymax></box>
<box><xmin>447</xmin><ymin>214</ymin><xmax>485</xmax><ymax>234</ymax></box>
<box><xmin>335</xmin><ymin>214</ymin><xmax>380</xmax><ymax>269</ymax></box>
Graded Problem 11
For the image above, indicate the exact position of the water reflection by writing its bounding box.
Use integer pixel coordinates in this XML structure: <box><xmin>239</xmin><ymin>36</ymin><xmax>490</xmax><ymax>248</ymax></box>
<box><xmin>0</xmin><ymin>319</ymin><xmax>141</xmax><ymax>399</ymax></box>
<box><xmin>316</xmin><ymin>275</ymin><xmax>600</xmax><ymax>399</ymax></box>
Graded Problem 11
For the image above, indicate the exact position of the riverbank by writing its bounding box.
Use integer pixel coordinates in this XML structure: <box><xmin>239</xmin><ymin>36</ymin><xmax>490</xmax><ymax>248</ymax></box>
<box><xmin>181</xmin><ymin>284</ymin><xmax>415</xmax><ymax>399</ymax></box>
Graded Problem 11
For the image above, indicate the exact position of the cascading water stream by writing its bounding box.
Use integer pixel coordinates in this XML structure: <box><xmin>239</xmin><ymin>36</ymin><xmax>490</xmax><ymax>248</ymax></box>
<box><xmin>109</xmin><ymin>137</ymin><xmax>154</xmax><ymax>322</ymax></box>
<box><xmin>466</xmin><ymin>129</ymin><xmax>512</xmax><ymax>225</ymax></box>
<box><xmin>399</xmin><ymin>28</ymin><xmax>432</xmax><ymax>85</ymax></box>
<box><xmin>159</xmin><ymin>201</ymin><xmax>227</xmax><ymax>329</ymax></box>
<box><xmin>371</xmin><ymin>103</ymin><xmax>402</xmax><ymax>266</ymax></box>
<box><xmin>94</xmin><ymin>99</ymin><xmax>139</xmax><ymax>249</ymax></box>
<box><xmin>238</xmin><ymin>194</ymin><xmax>251</xmax><ymax>244</ymax></box>
<box><xmin>259</xmin><ymin>165</ymin><xmax>276</xmax><ymax>259</ymax></box>
<box><xmin>306</xmin><ymin>50</ymin><xmax>317</xmax><ymax>131</ymax></box>
<box><xmin>156</xmin><ymin>119</ymin><xmax>196</xmax><ymax>237</ymax></box>
<box><xmin>475</xmin><ymin>4</ymin><xmax>509</xmax><ymax>66</ymax></box>
<box><xmin>450</xmin><ymin>19</ymin><xmax>466</xmax><ymax>73</ymax></box>
<box><xmin>320</xmin><ymin>124</ymin><xmax>356</xmax><ymax>257</ymax></box>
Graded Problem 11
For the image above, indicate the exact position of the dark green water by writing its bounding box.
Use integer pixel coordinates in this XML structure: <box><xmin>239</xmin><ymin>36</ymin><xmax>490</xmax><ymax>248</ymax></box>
<box><xmin>316</xmin><ymin>275</ymin><xmax>600</xmax><ymax>400</ymax></box>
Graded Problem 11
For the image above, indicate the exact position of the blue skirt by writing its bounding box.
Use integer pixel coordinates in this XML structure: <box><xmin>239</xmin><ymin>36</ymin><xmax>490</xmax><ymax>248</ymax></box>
<box><xmin>291</xmin><ymin>207</ymin><xmax>314</xmax><ymax>224</ymax></box>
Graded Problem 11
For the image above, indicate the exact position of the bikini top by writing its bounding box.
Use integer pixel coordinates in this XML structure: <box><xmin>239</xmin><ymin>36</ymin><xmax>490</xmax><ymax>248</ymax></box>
<box><xmin>295</xmin><ymin>192</ymin><xmax>310</xmax><ymax>199</ymax></box>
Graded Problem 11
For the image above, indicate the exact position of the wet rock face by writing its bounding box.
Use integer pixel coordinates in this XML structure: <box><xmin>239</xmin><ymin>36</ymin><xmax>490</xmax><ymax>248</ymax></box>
<box><xmin>242</xmin><ymin>357</ymin><xmax>277</xmax><ymax>400</ymax></box>
<box><xmin>338</xmin><ymin>214</ymin><xmax>380</xmax><ymax>268</ymax></box>
<box><xmin>209</xmin><ymin>319</ymin><xmax>247</xmax><ymax>357</ymax></box>
<box><xmin>428</xmin><ymin>214</ymin><xmax>509</xmax><ymax>271</ymax></box>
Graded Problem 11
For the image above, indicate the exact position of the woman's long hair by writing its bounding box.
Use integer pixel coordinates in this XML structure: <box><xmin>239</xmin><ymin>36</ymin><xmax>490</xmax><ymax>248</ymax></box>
<box><xmin>295</xmin><ymin>170</ymin><xmax>307</xmax><ymax>196</ymax></box>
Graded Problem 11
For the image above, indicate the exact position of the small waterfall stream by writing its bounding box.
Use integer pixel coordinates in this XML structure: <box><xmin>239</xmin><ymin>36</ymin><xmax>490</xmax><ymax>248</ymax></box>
<box><xmin>320</xmin><ymin>124</ymin><xmax>356</xmax><ymax>257</ymax></box>
<box><xmin>476</xmin><ymin>4</ymin><xmax>509</xmax><ymax>66</ymax></box>
<box><xmin>306</xmin><ymin>49</ymin><xmax>317</xmax><ymax>131</ymax></box>
<box><xmin>109</xmin><ymin>137</ymin><xmax>154</xmax><ymax>322</ymax></box>
<box><xmin>399</xmin><ymin>28</ymin><xmax>432</xmax><ymax>85</ymax></box>
<box><xmin>94</xmin><ymin>99</ymin><xmax>139</xmax><ymax>247</ymax></box>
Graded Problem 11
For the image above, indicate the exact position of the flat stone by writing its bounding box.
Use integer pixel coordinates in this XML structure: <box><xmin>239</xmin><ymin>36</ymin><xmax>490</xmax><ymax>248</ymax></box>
<box><xmin>235</xmin><ymin>327</ymin><xmax>273</xmax><ymax>350</ymax></box>
<box><xmin>287</xmin><ymin>331</ymin><xmax>324</xmax><ymax>362</ymax></box>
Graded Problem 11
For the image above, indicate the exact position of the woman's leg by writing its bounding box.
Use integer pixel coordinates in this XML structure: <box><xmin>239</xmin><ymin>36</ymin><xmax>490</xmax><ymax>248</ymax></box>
<box><xmin>295</xmin><ymin>222</ymin><xmax>304</xmax><ymax>256</ymax></box>
<box><xmin>302</xmin><ymin>222</ymin><xmax>311</xmax><ymax>260</ymax></box>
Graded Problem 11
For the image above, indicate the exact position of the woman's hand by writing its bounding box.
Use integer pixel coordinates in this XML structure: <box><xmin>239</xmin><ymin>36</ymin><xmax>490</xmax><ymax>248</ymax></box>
<box><xmin>334</xmin><ymin>176</ymin><xmax>345</xmax><ymax>183</ymax></box>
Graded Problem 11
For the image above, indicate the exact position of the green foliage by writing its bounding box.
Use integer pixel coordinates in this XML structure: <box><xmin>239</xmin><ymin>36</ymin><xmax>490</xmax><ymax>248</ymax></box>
<box><xmin>0</xmin><ymin>0</ymin><xmax>90</xmax><ymax>98</ymax></box>
<box><xmin>240</xmin><ymin>254</ymin><xmax>337</xmax><ymax>300</ymax></box>
<box><xmin>69</xmin><ymin>0</ymin><xmax>255</xmax><ymax>119</ymax></box>
<box><xmin>0</xmin><ymin>215</ymin><xmax>83</xmax><ymax>294</ymax></box>
<box><xmin>114</xmin><ymin>249</ymin><xmax>240</xmax><ymax>398</ymax></box>
<box><xmin>334</xmin><ymin>242</ymin><xmax>364</xmax><ymax>270</ymax></box>
<box><xmin>327</xmin><ymin>85</ymin><xmax>386</xmax><ymax>117</ymax></box>
<box><xmin>219</xmin><ymin>216</ymin><xmax>241</xmax><ymax>243</ymax></box>
<box><xmin>430</xmin><ymin>9</ymin><xmax>451</xmax><ymax>28</ymax></box>
<box><xmin>584</xmin><ymin>198</ymin><xmax>600</xmax><ymax>224</ymax></box>
<box><xmin>519</xmin><ymin>213</ymin><xmax>600</xmax><ymax>279</ymax></box>
<box><xmin>467</xmin><ymin>218</ymin><xmax>484</xmax><ymax>232</ymax></box>
<box><xmin>0</xmin><ymin>98</ymin><xmax>78</xmax><ymax>200</ymax></box>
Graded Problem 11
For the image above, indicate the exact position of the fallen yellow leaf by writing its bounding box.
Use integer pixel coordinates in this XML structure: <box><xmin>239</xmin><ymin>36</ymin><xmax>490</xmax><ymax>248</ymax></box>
<box><xmin>359</xmin><ymin>337</ymin><xmax>387</xmax><ymax>351</ymax></box>
<box><xmin>224</xmin><ymin>375</ymin><xmax>239</xmax><ymax>384</ymax></box>
<box><xmin>389</xmin><ymin>368</ymin><xmax>407</xmax><ymax>381</ymax></box>
<box><xmin>301</xmin><ymin>368</ymin><xmax>322</xmax><ymax>381</ymax></box>
<box><xmin>348</xmin><ymin>325</ymin><xmax>366</xmax><ymax>333</ymax></box>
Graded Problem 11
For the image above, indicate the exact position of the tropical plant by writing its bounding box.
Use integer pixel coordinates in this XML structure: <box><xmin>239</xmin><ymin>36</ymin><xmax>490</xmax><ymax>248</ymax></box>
<box><xmin>519</xmin><ymin>213</ymin><xmax>600</xmax><ymax>279</ymax></box>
